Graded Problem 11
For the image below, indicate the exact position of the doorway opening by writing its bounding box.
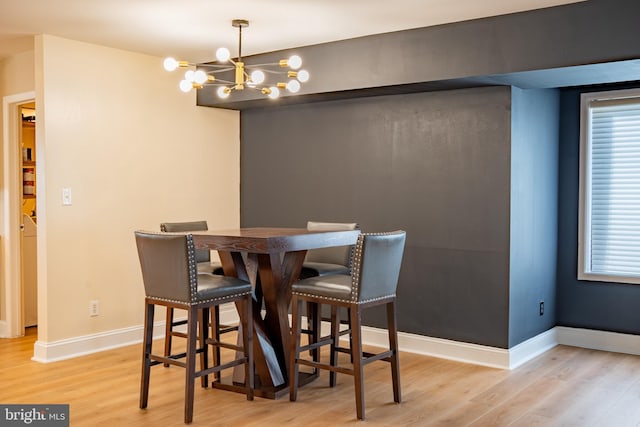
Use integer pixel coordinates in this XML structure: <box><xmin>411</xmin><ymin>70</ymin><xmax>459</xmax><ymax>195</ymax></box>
<box><xmin>21</xmin><ymin>102</ymin><xmax>37</xmax><ymax>328</ymax></box>
<box><xmin>1</xmin><ymin>91</ymin><xmax>37</xmax><ymax>338</ymax></box>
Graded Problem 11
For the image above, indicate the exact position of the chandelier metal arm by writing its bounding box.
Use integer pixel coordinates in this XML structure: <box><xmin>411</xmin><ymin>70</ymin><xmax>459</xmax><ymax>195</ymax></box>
<box><xmin>198</xmin><ymin>64</ymin><xmax>235</xmax><ymax>70</ymax></box>
<box><xmin>257</xmin><ymin>68</ymin><xmax>289</xmax><ymax>75</ymax></box>
<box><xmin>243</xmin><ymin>62</ymin><xmax>284</xmax><ymax>68</ymax></box>
<box><xmin>209</xmin><ymin>78</ymin><xmax>235</xmax><ymax>85</ymax></box>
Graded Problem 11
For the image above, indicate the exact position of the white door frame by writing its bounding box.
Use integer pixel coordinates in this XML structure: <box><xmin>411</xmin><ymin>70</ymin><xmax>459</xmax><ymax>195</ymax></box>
<box><xmin>1</xmin><ymin>91</ymin><xmax>35</xmax><ymax>338</ymax></box>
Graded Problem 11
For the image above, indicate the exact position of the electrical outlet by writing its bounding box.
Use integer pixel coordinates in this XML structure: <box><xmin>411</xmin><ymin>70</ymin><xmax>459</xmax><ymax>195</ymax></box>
<box><xmin>539</xmin><ymin>301</ymin><xmax>544</xmax><ymax>316</ymax></box>
<box><xmin>89</xmin><ymin>300</ymin><xmax>99</xmax><ymax>317</ymax></box>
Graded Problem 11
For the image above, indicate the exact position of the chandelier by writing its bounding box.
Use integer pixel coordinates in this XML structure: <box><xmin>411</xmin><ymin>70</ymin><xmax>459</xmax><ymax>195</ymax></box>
<box><xmin>163</xmin><ymin>19</ymin><xmax>309</xmax><ymax>100</ymax></box>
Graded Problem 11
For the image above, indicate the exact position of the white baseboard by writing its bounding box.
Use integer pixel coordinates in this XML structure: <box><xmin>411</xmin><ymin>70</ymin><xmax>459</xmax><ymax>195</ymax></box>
<box><xmin>0</xmin><ymin>320</ymin><xmax>8</xmax><ymax>338</ymax></box>
<box><xmin>317</xmin><ymin>319</ymin><xmax>555</xmax><ymax>370</ymax></box>
<box><xmin>555</xmin><ymin>326</ymin><xmax>640</xmax><ymax>355</ymax></box>
<box><xmin>507</xmin><ymin>328</ymin><xmax>558</xmax><ymax>369</ymax></box>
<box><xmin>364</xmin><ymin>325</ymin><xmax>510</xmax><ymax>369</ymax></box>
<box><xmin>28</xmin><ymin>306</ymin><xmax>640</xmax><ymax>369</ymax></box>
<box><xmin>32</xmin><ymin>304</ymin><xmax>238</xmax><ymax>363</ymax></box>
<box><xmin>352</xmin><ymin>325</ymin><xmax>557</xmax><ymax>370</ymax></box>
<box><xmin>33</xmin><ymin>324</ymin><xmax>156</xmax><ymax>363</ymax></box>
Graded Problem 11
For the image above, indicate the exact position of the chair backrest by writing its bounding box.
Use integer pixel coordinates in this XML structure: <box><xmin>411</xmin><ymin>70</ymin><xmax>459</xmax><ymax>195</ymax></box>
<box><xmin>160</xmin><ymin>220</ymin><xmax>209</xmax><ymax>264</ymax></box>
<box><xmin>350</xmin><ymin>231</ymin><xmax>406</xmax><ymax>303</ymax></box>
<box><xmin>305</xmin><ymin>221</ymin><xmax>359</xmax><ymax>266</ymax></box>
<box><xmin>135</xmin><ymin>231</ymin><xmax>196</xmax><ymax>303</ymax></box>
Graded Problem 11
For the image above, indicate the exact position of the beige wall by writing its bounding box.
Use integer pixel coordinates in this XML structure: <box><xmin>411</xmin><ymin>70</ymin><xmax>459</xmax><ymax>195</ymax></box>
<box><xmin>0</xmin><ymin>49</ymin><xmax>35</xmax><ymax>96</ymax></box>
<box><xmin>0</xmin><ymin>48</ymin><xmax>36</xmax><ymax>323</ymax></box>
<box><xmin>35</xmin><ymin>35</ymin><xmax>240</xmax><ymax>342</ymax></box>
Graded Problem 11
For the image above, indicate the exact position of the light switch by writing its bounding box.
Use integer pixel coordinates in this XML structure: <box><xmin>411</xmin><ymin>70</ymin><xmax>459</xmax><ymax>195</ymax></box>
<box><xmin>62</xmin><ymin>188</ymin><xmax>72</xmax><ymax>206</ymax></box>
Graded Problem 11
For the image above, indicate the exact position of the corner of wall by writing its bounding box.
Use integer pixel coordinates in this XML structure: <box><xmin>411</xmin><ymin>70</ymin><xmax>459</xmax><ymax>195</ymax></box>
<box><xmin>509</xmin><ymin>88</ymin><xmax>561</xmax><ymax>347</ymax></box>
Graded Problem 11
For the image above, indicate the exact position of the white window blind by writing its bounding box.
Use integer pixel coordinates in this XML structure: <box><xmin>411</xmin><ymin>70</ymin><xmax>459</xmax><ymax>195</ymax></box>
<box><xmin>580</xmin><ymin>89</ymin><xmax>640</xmax><ymax>283</ymax></box>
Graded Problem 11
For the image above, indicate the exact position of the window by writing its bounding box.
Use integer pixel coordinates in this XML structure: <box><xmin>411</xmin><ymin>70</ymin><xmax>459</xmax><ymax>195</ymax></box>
<box><xmin>579</xmin><ymin>88</ymin><xmax>640</xmax><ymax>284</ymax></box>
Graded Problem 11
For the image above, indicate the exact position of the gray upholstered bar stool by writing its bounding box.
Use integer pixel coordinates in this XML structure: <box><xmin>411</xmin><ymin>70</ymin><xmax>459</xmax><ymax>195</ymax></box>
<box><xmin>289</xmin><ymin>231</ymin><xmax>406</xmax><ymax>421</ymax></box>
<box><xmin>299</xmin><ymin>221</ymin><xmax>359</xmax><ymax>362</ymax></box>
<box><xmin>299</xmin><ymin>221</ymin><xmax>359</xmax><ymax>279</ymax></box>
<box><xmin>160</xmin><ymin>221</ymin><xmax>233</xmax><ymax>371</ymax></box>
<box><xmin>135</xmin><ymin>231</ymin><xmax>254</xmax><ymax>424</ymax></box>
<box><xmin>160</xmin><ymin>221</ymin><xmax>223</xmax><ymax>275</ymax></box>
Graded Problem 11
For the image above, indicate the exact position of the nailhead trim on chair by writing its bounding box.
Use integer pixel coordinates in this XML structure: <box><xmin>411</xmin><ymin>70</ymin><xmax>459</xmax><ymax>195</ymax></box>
<box><xmin>291</xmin><ymin>291</ymin><xmax>395</xmax><ymax>305</ymax></box>
<box><xmin>148</xmin><ymin>291</ymin><xmax>253</xmax><ymax>306</ymax></box>
<box><xmin>187</xmin><ymin>234</ymin><xmax>198</xmax><ymax>302</ymax></box>
<box><xmin>350</xmin><ymin>236</ymin><xmax>363</xmax><ymax>302</ymax></box>
<box><xmin>346</xmin><ymin>224</ymin><xmax>360</xmax><ymax>276</ymax></box>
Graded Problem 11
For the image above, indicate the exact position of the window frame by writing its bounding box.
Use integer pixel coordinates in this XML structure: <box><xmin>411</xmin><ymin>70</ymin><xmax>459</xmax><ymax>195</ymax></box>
<box><xmin>579</xmin><ymin>88</ymin><xmax>640</xmax><ymax>284</ymax></box>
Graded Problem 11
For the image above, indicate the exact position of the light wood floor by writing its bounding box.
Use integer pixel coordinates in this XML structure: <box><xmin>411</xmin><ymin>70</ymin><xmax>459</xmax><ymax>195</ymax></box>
<box><xmin>3</xmin><ymin>327</ymin><xmax>640</xmax><ymax>426</ymax></box>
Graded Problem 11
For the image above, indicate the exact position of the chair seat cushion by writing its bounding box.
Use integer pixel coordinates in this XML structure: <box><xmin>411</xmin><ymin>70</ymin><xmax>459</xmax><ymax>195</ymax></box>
<box><xmin>299</xmin><ymin>262</ymin><xmax>350</xmax><ymax>280</ymax></box>
<box><xmin>197</xmin><ymin>261</ymin><xmax>223</xmax><ymax>275</ymax></box>
<box><xmin>196</xmin><ymin>274</ymin><xmax>252</xmax><ymax>302</ymax></box>
<box><xmin>292</xmin><ymin>274</ymin><xmax>352</xmax><ymax>301</ymax></box>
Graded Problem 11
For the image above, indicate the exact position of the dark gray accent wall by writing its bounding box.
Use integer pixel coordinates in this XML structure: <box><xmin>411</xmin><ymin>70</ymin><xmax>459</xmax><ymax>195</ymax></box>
<box><xmin>509</xmin><ymin>88</ymin><xmax>560</xmax><ymax>346</ymax></box>
<box><xmin>241</xmin><ymin>86</ymin><xmax>513</xmax><ymax>348</ymax></box>
<box><xmin>557</xmin><ymin>83</ymin><xmax>640</xmax><ymax>334</ymax></box>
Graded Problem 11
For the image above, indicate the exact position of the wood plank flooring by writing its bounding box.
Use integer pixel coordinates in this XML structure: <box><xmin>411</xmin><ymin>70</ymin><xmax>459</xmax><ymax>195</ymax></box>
<box><xmin>2</xmin><ymin>327</ymin><xmax>640</xmax><ymax>426</ymax></box>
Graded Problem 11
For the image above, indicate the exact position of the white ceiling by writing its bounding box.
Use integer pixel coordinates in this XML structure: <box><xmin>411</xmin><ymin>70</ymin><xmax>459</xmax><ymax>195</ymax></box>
<box><xmin>0</xmin><ymin>0</ymin><xmax>584</xmax><ymax>63</ymax></box>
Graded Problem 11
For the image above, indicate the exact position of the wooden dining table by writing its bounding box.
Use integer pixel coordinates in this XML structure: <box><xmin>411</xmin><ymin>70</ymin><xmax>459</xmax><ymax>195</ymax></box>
<box><xmin>191</xmin><ymin>227</ymin><xmax>360</xmax><ymax>398</ymax></box>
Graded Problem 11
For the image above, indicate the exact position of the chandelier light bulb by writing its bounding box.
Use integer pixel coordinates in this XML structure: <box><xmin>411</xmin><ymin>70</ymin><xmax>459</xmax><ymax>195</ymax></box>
<box><xmin>163</xmin><ymin>57</ymin><xmax>179</xmax><ymax>71</ymax></box>
<box><xmin>286</xmin><ymin>80</ymin><xmax>301</xmax><ymax>93</ymax></box>
<box><xmin>297</xmin><ymin>69</ymin><xmax>310</xmax><ymax>82</ymax></box>
<box><xmin>184</xmin><ymin>70</ymin><xmax>195</xmax><ymax>82</ymax></box>
<box><xmin>217</xmin><ymin>86</ymin><xmax>231</xmax><ymax>99</ymax></box>
<box><xmin>193</xmin><ymin>70</ymin><xmax>208</xmax><ymax>84</ymax></box>
<box><xmin>288</xmin><ymin>55</ymin><xmax>302</xmax><ymax>70</ymax></box>
<box><xmin>179</xmin><ymin>80</ymin><xmax>193</xmax><ymax>93</ymax></box>
<box><xmin>251</xmin><ymin>70</ymin><xmax>265</xmax><ymax>84</ymax></box>
<box><xmin>216</xmin><ymin>47</ymin><xmax>231</xmax><ymax>62</ymax></box>
<box><xmin>268</xmin><ymin>87</ymin><xmax>280</xmax><ymax>99</ymax></box>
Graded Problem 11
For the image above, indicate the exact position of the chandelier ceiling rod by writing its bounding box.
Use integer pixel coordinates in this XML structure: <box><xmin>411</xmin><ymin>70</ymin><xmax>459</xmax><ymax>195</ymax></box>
<box><xmin>233</xmin><ymin>19</ymin><xmax>248</xmax><ymax>63</ymax></box>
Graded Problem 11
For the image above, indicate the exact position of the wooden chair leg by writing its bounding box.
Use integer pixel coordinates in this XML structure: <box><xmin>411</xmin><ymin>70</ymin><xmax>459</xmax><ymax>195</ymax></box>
<box><xmin>305</xmin><ymin>301</ymin><xmax>314</xmax><ymax>342</ymax></box>
<box><xmin>241</xmin><ymin>296</ymin><xmax>255</xmax><ymax>400</ymax></box>
<box><xmin>346</xmin><ymin>307</ymin><xmax>353</xmax><ymax>363</ymax></box>
<box><xmin>212</xmin><ymin>306</ymin><xmax>222</xmax><ymax>381</ymax></box>
<box><xmin>350</xmin><ymin>306</ymin><xmax>365</xmax><ymax>420</ymax></box>
<box><xmin>163</xmin><ymin>307</ymin><xmax>173</xmax><ymax>367</ymax></box>
<box><xmin>184</xmin><ymin>307</ymin><xmax>198</xmax><ymax>424</ymax></box>
<box><xmin>387</xmin><ymin>300</ymin><xmax>401</xmax><ymax>403</ymax></box>
<box><xmin>140</xmin><ymin>301</ymin><xmax>155</xmax><ymax>409</ymax></box>
<box><xmin>329</xmin><ymin>305</ymin><xmax>340</xmax><ymax>387</ymax></box>
<box><xmin>289</xmin><ymin>297</ymin><xmax>303</xmax><ymax>401</ymax></box>
<box><xmin>199</xmin><ymin>308</ymin><xmax>209</xmax><ymax>389</ymax></box>
<box><xmin>310</xmin><ymin>302</ymin><xmax>320</xmax><ymax>362</ymax></box>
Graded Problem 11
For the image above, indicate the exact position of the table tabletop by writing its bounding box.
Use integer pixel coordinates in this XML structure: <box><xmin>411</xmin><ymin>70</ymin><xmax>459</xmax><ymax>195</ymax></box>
<box><xmin>192</xmin><ymin>227</ymin><xmax>360</xmax><ymax>253</ymax></box>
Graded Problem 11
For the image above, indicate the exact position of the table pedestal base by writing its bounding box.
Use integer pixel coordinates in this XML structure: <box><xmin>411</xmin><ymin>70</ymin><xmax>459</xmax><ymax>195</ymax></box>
<box><xmin>211</xmin><ymin>370</ymin><xmax>319</xmax><ymax>399</ymax></box>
